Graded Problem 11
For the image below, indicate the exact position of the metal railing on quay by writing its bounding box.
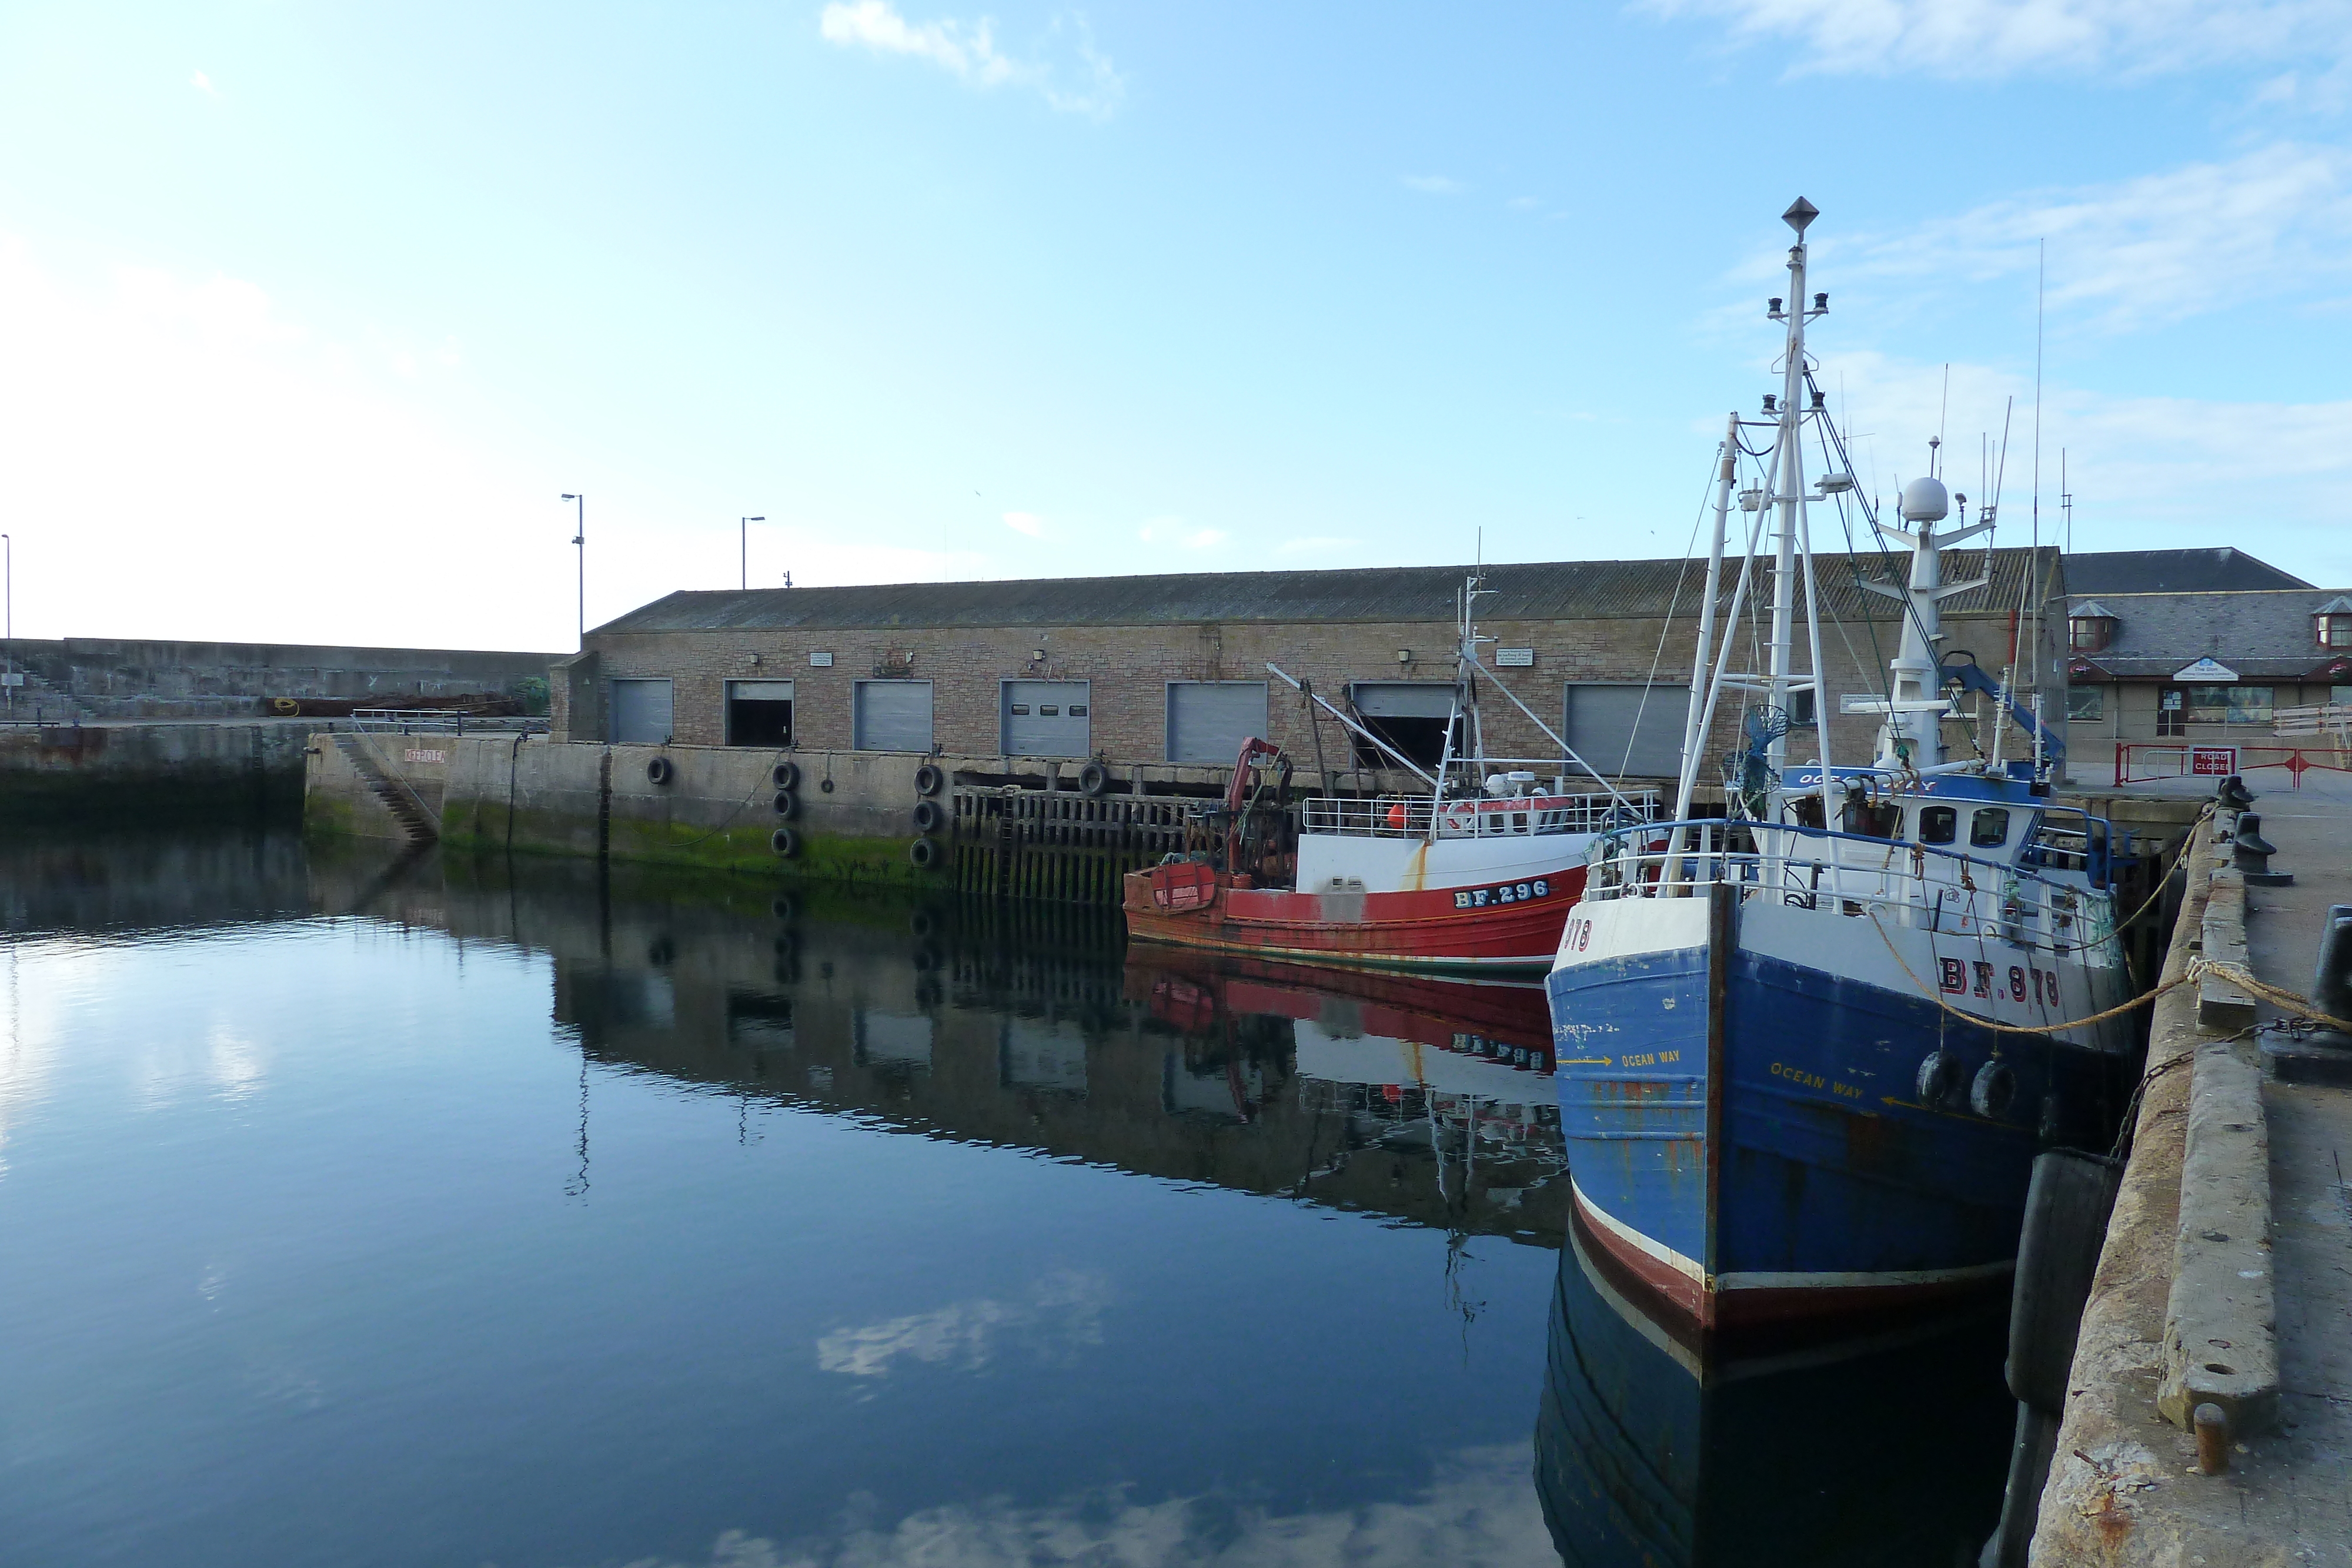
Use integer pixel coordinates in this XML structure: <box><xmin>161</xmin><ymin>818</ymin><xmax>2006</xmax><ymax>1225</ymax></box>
<box><xmin>348</xmin><ymin>710</ymin><xmax>550</xmax><ymax>735</ymax></box>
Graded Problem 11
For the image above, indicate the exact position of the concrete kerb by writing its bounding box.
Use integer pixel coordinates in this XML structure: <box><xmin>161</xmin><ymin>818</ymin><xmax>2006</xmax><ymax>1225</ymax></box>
<box><xmin>2030</xmin><ymin>807</ymin><xmax>2292</xmax><ymax>1564</ymax></box>
<box><xmin>2197</xmin><ymin>815</ymin><xmax>2259</xmax><ymax>1032</ymax></box>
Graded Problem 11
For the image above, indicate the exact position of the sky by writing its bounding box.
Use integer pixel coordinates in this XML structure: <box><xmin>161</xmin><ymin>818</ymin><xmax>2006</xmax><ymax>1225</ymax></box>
<box><xmin>1</xmin><ymin>1</ymin><xmax>2349</xmax><ymax>653</ymax></box>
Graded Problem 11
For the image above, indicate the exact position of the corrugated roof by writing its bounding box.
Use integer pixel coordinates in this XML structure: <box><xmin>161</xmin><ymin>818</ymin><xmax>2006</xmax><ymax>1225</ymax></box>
<box><xmin>2065</xmin><ymin>588</ymin><xmax>2352</xmax><ymax>679</ymax></box>
<box><xmin>2064</xmin><ymin>549</ymin><xmax>2311</xmax><ymax>595</ymax></box>
<box><xmin>595</xmin><ymin>549</ymin><xmax>2061</xmax><ymax>636</ymax></box>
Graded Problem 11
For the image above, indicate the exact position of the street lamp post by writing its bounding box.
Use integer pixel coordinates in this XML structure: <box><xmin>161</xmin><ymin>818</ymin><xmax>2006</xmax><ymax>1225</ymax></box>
<box><xmin>562</xmin><ymin>494</ymin><xmax>584</xmax><ymax>647</ymax></box>
<box><xmin>740</xmin><ymin>516</ymin><xmax>764</xmax><ymax>590</ymax></box>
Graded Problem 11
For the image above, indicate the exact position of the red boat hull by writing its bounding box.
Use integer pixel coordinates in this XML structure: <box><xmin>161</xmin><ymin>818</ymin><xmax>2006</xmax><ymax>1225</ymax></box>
<box><xmin>1122</xmin><ymin>864</ymin><xmax>1586</xmax><ymax>973</ymax></box>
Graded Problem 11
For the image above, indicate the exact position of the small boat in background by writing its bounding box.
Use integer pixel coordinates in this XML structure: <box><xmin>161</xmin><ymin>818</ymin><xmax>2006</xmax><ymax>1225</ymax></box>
<box><xmin>1124</xmin><ymin>577</ymin><xmax>1661</xmax><ymax>972</ymax></box>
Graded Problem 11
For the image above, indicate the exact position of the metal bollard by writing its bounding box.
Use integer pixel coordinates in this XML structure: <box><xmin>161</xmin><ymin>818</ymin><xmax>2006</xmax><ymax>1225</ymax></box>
<box><xmin>2194</xmin><ymin>1403</ymin><xmax>2229</xmax><ymax>1474</ymax></box>
<box><xmin>2316</xmin><ymin>905</ymin><xmax>2352</xmax><ymax>1034</ymax></box>
<box><xmin>2235</xmin><ymin>811</ymin><xmax>2293</xmax><ymax>886</ymax></box>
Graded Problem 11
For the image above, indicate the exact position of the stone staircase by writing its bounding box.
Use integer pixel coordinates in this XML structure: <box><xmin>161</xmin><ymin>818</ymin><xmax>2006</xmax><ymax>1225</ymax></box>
<box><xmin>2</xmin><ymin>671</ymin><xmax>101</xmax><ymax>725</ymax></box>
<box><xmin>332</xmin><ymin>734</ymin><xmax>439</xmax><ymax>844</ymax></box>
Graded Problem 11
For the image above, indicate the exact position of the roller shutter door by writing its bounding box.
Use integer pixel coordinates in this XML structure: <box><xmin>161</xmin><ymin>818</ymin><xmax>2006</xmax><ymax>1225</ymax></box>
<box><xmin>610</xmin><ymin>678</ymin><xmax>674</xmax><ymax>744</ymax></box>
<box><xmin>1001</xmin><ymin>680</ymin><xmax>1091</xmax><ymax>758</ymax></box>
<box><xmin>1348</xmin><ymin>683</ymin><xmax>1460</xmax><ymax>718</ymax></box>
<box><xmin>1563</xmin><ymin>683</ymin><xmax>1683</xmax><ymax>778</ymax></box>
<box><xmin>1165</xmin><ymin>680</ymin><xmax>1268</xmax><ymax>764</ymax></box>
<box><xmin>853</xmin><ymin>680</ymin><xmax>934</xmax><ymax>753</ymax></box>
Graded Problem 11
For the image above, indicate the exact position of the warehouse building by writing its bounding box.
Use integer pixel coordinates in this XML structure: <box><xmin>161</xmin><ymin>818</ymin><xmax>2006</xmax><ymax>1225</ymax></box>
<box><xmin>556</xmin><ymin>550</ymin><xmax>2069</xmax><ymax>785</ymax></box>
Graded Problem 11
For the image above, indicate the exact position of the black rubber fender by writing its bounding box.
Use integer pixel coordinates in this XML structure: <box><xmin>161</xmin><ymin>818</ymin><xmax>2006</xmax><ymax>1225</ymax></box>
<box><xmin>1971</xmin><ymin>1059</ymin><xmax>2017</xmax><ymax>1119</ymax></box>
<box><xmin>911</xmin><ymin>798</ymin><xmax>945</xmax><ymax>834</ymax></box>
<box><xmin>772</xmin><ymin>761</ymin><xmax>800</xmax><ymax>791</ymax></box>
<box><xmin>1915</xmin><ymin>1048</ymin><xmax>1960</xmax><ymax>1105</ymax></box>
<box><xmin>1078</xmin><ymin>761</ymin><xmax>1110</xmax><ymax>798</ymax></box>
<box><xmin>914</xmin><ymin>763</ymin><xmax>944</xmax><ymax>797</ymax></box>
<box><xmin>908</xmin><ymin>835</ymin><xmax>939</xmax><ymax>869</ymax></box>
<box><xmin>773</xmin><ymin>789</ymin><xmax>800</xmax><ymax>820</ymax></box>
<box><xmin>770</xmin><ymin>826</ymin><xmax>799</xmax><ymax>859</ymax></box>
<box><xmin>646</xmin><ymin>755</ymin><xmax>674</xmax><ymax>785</ymax></box>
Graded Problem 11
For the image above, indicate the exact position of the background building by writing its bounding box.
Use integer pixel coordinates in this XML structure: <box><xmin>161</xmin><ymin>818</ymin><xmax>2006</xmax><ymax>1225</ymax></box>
<box><xmin>2062</xmin><ymin>549</ymin><xmax>2352</xmax><ymax>766</ymax></box>
<box><xmin>559</xmin><ymin>550</ymin><xmax>2068</xmax><ymax>787</ymax></box>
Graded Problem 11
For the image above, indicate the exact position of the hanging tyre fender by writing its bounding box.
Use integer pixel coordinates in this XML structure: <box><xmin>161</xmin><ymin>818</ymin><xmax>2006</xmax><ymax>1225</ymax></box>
<box><xmin>772</xmin><ymin>761</ymin><xmax>799</xmax><ymax>791</ymax></box>
<box><xmin>914</xmin><ymin>763</ymin><xmax>944</xmax><ymax>797</ymax></box>
<box><xmin>646</xmin><ymin>755</ymin><xmax>674</xmax><ymax>785</ymax></box>
<box><xmin>771</xmin><ymin>827</ymin><xmax>799</xmax><ymax>859</ymax></box>
<box><xmin>911</xmin><ymin>798</ymin><xmax>945</xmax><ymax>834</ymax></box>
<box><xmin>1078</xmin><ymin>761</ymin><xmax>1110</xmax><ymax>798</ymax></box>
<box><xmin>773</xmin><ymin>790</ymin><xmax>800</xmax><ymax>820</ymax></box>
<box><xmin>908</xmin><ymin>835</ymin><xmax>940</xmax><ymax>869</ymax></box>
<box><xmin>1915</xmin><ymin>1048</ymin><xmax>1960</xmax><ymax>1105</ymax></box>
<box><xmin>1971</xmin><ymin>1059</ymin><xmax>2017</xmax><ymax>1119</ymax></box>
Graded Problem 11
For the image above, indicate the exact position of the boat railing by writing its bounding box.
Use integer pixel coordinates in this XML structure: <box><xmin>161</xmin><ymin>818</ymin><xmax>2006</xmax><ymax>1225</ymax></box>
<box><xmin>1581</xmin><ymin>820</ymin><xmax>2118</xmax><ymax>955</ymax></box>
<box><xmin>1301</xmin><ymin>788</ymin><xmax>1661</xmax><ymax>840</ymax></box>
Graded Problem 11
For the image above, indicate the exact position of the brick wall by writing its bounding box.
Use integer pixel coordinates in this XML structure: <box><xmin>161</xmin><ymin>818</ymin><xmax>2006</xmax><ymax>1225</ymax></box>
<box><xmin>577</xmin><ymin>599</ymin><xmax>2067</xmax><ymax>783</ymax></box>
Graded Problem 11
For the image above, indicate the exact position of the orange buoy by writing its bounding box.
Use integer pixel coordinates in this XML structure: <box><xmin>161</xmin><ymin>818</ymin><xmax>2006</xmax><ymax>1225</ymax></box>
<box><xmin>1385</xmin><ymin>801</ymin><xmax>1407</xmax><ymax>830</ymax></box>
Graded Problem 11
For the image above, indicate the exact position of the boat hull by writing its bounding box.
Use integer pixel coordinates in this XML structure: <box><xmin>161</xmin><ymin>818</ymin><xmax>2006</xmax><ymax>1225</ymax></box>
<box><xmin>1548</xmin><ymin>887</ymin><xmax>2132</xmax><ymax>1328</ymax></box>
<box><xmin>1125</xmin><ymin>863</ymin><xmax>1586</xmax><ymax>974</ymax></box>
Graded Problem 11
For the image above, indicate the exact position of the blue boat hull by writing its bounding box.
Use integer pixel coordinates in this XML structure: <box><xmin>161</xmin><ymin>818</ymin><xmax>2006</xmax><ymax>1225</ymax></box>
<box><xmin>1548</xmin><ymin>889</ymin><xmax>2123</xmax><ymax>1326</ymax></box>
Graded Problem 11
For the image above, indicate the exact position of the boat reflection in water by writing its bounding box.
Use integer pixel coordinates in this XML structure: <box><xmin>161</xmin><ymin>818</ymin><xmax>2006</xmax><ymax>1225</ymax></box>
<box><xmin>1535</xmin><ymin>1206</ymin><xmax>2014</xmax><ymax>1567</ymax></box>
<box><xmin>1125</xmin><ymin>951</ymin><xmax>1563</xmax><ymax>1233</ymax></box>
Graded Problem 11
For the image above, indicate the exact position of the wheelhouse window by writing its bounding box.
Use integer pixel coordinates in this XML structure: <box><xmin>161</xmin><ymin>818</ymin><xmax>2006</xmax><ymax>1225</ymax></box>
<box><xmin>1970</xmin><ymin>807</ymin><xmax>2011</xmax><ymax>848</ymax></box>
<box><xmin>1917</xmin><ymin>805</ymin><xmax>1957</xmax><ymax>845</ymax></box>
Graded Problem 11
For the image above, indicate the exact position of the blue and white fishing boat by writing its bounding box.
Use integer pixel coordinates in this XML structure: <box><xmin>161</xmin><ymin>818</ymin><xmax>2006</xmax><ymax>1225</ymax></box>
<box><xmin>1546</xmin><ymin>199</ymin><xmax>2141</xmax><ymax>1329</ymax></box>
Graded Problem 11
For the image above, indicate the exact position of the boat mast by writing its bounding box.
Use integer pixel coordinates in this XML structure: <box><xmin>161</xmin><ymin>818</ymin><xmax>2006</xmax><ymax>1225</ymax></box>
<box><xmin>1672</xmin><ymin>414</ymin><xmax>1739</xmax><ymax>835</ymax></box>
<box><xmin>1766</xmin><ymin>199</ymin><xmax>1816</xmax><ymax>774</ymax></box>
<box><xmin>1869</xmin><ymin>476</ymin><xmax>1990</xmax><ymax>769</ymax></box>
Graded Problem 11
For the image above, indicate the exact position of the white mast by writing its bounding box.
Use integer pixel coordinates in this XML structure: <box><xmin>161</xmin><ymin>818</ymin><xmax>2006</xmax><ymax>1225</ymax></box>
<box><xmin>1765</xmin><ymin>199</ymin><xmax>1815</xmax><ymax>774</ymax></box>
<box><xmin>1673</xmin><ymin>414</ymin><xmax>1739</xmax><ymax>824</ymax></box>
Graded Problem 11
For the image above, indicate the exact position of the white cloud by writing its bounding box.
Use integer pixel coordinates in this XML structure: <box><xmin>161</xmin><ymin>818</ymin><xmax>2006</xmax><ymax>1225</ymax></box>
<box><xmin>818</xmin><ymin>2</ymin><xmax>1125</xmax><ymax>118</ymax></box>
<box><xmin>1401</xmin><ymin>174</ymin><xmax>1463</xmax><ymax>195</ymax></box>
<box><xmin>1836</xmin><ymin>143</ymin><xmax>2352</xmax><ymax>331</ymax></box>
<box><xmin>1643</xmin><ymin>0</ymin><xmax>2352</xmax><ymax>79</ymax></box>
<box><xmin>607</xmin><ymin>1443</ymin><xmax>1550</xmax><ymax>1568</ymax></box>
<box><xmin>1812</xmin><ymin>348</ymin><xmax>2352</xmax><ymax>579</ymax></box>
<box><xmin>189</xmin><ymin>69</ymin><xmax>218</xmax><ymax>96</ymax></box>
<box><xmin>816</xmin><ymin>1272</ymin><xmax>1109</xmax><ymax>1379</ymax></box>
<box><xmin>1001</xmin><ymin>510</ymin><xmax>1044</xmax><ymax>537</ymax></box>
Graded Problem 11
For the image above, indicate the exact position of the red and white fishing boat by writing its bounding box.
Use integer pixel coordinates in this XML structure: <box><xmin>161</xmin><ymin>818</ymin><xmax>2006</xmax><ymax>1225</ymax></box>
<box><xmin>1123</xmin><ymin>576</ymin><xmax>1661</xmax><ymax>973</ymax></box>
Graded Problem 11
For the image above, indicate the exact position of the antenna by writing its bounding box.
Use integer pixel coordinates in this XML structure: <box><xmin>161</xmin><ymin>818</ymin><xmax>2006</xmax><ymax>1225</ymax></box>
<box><xmin>1936</xmin><ymin>365</ymin><xmax>1950</xmax><ymax>472</ymax></box>
<box><xmin>2061</xmin><ymin>449</ymin><xmax>2073</xmax><ymax>554</ymax></box>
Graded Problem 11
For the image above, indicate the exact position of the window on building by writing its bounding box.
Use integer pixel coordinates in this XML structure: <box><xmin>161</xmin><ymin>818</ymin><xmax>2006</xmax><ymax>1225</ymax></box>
<box><xmin>1786</xmin><ymin>687</ymin><xmax>1817</xmax><ymax>728</ymax></box>
<box><xmin>2065</xmin><ymin>686</ymin><xmax>2104</xmax><ymax>721</ymax></box>
<box><xmin>2316</xmin><ymin>601</ymin><xmax>2352</xmax><ymax>647</ymax></box>
<box><xmin>2069</xmin><ymin>616</ymin><xmax>2116</xmax><ymax>652</ymax></box>
<box><xmin>1917</xmin><ymin>805</ymin><xmax>1957</xmax><ymax>845</ymax></box>
<box><xmin>2183</xmin><ymin>685</ymin><xmax>2273</xmax><ymax>724</ymax></box>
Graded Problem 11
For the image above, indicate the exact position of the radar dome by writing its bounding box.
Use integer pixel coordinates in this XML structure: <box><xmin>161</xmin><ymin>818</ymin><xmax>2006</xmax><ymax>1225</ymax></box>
<box><xmin>1899</xmin><ymin>476</ymin><xmax>1950</xmax><ymax>523</ymax></box>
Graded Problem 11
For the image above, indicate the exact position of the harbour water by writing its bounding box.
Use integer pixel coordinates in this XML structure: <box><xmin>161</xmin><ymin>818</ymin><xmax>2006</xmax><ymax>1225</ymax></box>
<box><xmin>2</xmin><ymin>829</ymin><xmax>2013</xmax><ymax>1566</ymax></box>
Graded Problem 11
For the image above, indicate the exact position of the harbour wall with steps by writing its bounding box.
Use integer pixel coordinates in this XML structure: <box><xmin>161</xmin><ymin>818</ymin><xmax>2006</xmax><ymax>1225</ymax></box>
<box><xmin>303</xmin><ymin>732</ymin><xmax>1374</xmax><ymax>900</ymax></box>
